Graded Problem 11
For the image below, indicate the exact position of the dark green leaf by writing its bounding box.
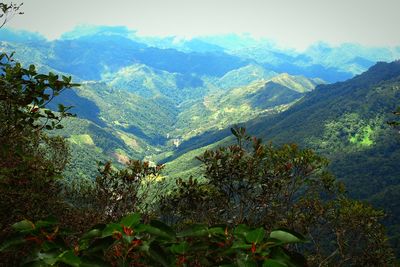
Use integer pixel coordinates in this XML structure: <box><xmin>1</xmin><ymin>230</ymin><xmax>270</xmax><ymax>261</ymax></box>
<box><xmin>0</xmin><ymin>236</ymin><xmax>26</xmax><ymax>252</ymax></box>
<box><xmin>120</xmin><ymin>213</ymin><xmax>141</xmax><ymax>228</ymax></box>
<box><xmin>263</xmin><ymin>259</ymin><xmax>288</xmax><ymax>267</ymax></box>
<box><xmin>246</xmin><ymin>228</ymin><xmax>265</xmax><ymax>243</ymax></box>
<box><xmin>12</xmin><ymin>219</ymin><xmax>35</xmax><ymax>232</ymax></box>
<box><xmin>101</xmin><ymin>223</ymin><xmax>122</xmax><ymax>238</ymax></box>
<box><xmin>58</xmin><ymin>250</ymin><xmax>81</xmax><ymax>267</ymax></box>
<box><xmin>269</xmin><ymin>229</ymin><xmax>306</xmax><ymax>244</ymax></box>
<box><xmin>178</xmin><ymin>224</ymin><xmax>208</xmax><ymax>237</ymax></box>
<box><xmin>170</xmin><ymin>242</ymin><xmax>189</xmax><ymax>254</ymax></box>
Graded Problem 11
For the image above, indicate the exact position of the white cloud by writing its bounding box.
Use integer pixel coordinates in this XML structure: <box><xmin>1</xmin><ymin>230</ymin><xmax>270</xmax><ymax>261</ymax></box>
<box><xmin>4</xmin><ymin>0</ymin><xmax>400</xmax><ymax>49</ymax></box>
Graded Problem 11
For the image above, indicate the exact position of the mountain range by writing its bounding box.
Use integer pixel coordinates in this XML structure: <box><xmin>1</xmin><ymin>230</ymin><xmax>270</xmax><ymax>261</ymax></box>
<box><xmin>1</xmin><ymin>26</ymin><xmax>399</xmax><ymax>248</ymax></box>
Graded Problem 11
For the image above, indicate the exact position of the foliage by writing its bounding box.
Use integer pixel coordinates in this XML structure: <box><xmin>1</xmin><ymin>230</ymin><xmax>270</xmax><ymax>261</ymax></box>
<box><xmin>64</xmin><ymin>160</ymin><xmax>166</xmax><ymax>223</ymax></box>
<box><xmin>1</xmin><ymin>213</ymin><xmax>307</xmax><ymax>267</ymax></box>
<box><xmin>165</xmin><ymin>62</ymin><xmax>400</xmax><ymax>255</ymax></box>
<box><xmin>0</xmin><ymin>11</ymin><xmax>398</xmax><ymax>264</ymax></box>
<box><xmin>388</xmin><ymin>107</ymin><xmax>400</xmax><ymax>128</ymax></box>
<box><xmin>0</xmin><ymin>51</ymin><xmax>77</xmax><ymax>205</ymax></box>
<box><xmin>0</xmin><ymin>2</ymin><xmax>23</xmax><ymax>28</ymax></box>
<box><xmin>0</xmin><ymin>51</ymin><xmax>77</xmax><ymax>182</ymax></box>
<box><xmin>319</xmin><ymin>198</ymin><xmax>395</xmax><ymax>266</ymax></box>
<box><xmin>0</xmin><ymin>52</ymin><xmax>79</xmax><ymax>264</ymax></box>
<box><xmin>0</xmin><ymin>53</ymin><xmax>77</xmax><ymax>138</ymax></box>
<box><xmin>161</xmin><ymin>127</ymin><xmax>339</xmax><ymax>226</ymax></box>
<box><xmin>160</xmin><ymin>127</ymin><xmax>395</xmax><ymax>265</ymax></box>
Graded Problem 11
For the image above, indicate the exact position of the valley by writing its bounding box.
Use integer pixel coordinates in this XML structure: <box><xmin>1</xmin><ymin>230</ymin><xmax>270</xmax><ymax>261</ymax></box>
<box><xmin>1</xmin><ymin>25</ymin><xmax>400</xmax><ymax>249</ymax></box>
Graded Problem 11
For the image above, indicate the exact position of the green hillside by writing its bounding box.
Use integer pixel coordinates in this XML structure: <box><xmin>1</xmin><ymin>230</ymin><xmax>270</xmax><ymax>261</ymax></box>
<box><xmin>167</xmin><ymin>61</ymin><xmax>400</xmax><ymax>201</ymax></box>
<box><xmin>205</xmin><ymin>63</ymin><xmax>277</xmax><ymax>90</ymax></box>
<box><xmin>164</xmin><ymin>61</ymin><xmax>400</xmax><ymax>249</ymax></box>
<box><xmin>103</xmin><ymin>64</ymin><xmax>206</xmax><ymax>103</ymax></box>
<box><xmin>173</xmin><ymin>74</ymin><xmax>318</xmax><ymax>140</ymax></box>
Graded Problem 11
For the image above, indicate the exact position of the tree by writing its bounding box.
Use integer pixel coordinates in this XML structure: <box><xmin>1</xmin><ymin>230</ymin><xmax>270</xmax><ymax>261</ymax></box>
<box><xmin>160</xmin><ymin>127</ymin><xmax>395</xmax><ymax>266</ymax></box>
<box><xmin>0</xmin><ymin>2</ymin><xmax>23</xmax><ymax>28</ymax></box>
<box><xmin>0</xmin><ymin>52</ymin><xmax>79</xmax><ymax>265</ymax></box>
<box><xmin>64</xmin><ymin>160</ymin><xmax>166</xmax><ymax>225</ymax></box>
<box><xmin>388</xmin><ymin>106</ymin><xmax>400</xmax><ymax>129</ymax></box>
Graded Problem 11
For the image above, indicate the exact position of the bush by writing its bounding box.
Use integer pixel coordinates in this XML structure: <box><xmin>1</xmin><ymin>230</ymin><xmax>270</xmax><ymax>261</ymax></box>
<box><xmin>1</xmin><ymin>213</ymin><xmax>307</xmax><ymax>267</ymax></box>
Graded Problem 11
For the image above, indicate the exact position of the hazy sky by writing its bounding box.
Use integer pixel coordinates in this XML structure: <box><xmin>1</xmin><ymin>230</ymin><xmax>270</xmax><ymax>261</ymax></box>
<box><xmin>4</xmin><ymin>0</ymin><xmax>400</xmax><ymax>50</ymax></box>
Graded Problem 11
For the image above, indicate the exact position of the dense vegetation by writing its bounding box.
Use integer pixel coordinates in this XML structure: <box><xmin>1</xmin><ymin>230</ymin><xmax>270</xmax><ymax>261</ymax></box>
<box><xmin>1</xmin><ymin>3</ymin><xmax>399</xmax><ymax>266</ymax></box>
<box><xmin>165</xmin><ymin>60</ymin><xmax>400</xmax><ymax>254</ymax></box>
<box><xmin>0</xmin><ymin>51</ymin><xmax>397</xmax><ymax>265</ymax></box>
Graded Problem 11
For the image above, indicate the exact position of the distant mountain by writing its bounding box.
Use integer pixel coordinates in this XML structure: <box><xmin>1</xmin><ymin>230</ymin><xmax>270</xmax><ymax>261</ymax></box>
<box><xmin>173</xmin><ymin>73</ymin><xmax>321</xmax><ymax>141</ymax></box>
<box><xmin>304</xmin><ymin>42</ymin><xmax>400</xmax><ymax>74</ymax></box>
<box><xmin>3</xmin><ymin>27</ymin><xmax>400</xmax><ymax>83</ymax></box>
<box><xmin>208</xmin><ymin>63</ymin><xmax>277</xmax><ymax>90</ymax></box>
<box><xmin>103</xmin><ymin>64</ymin><xmax>206</xmax><ymax>103</ymax></box>
<box><xmin>2</xmin><ymin>29</ymin><xmax>248</xmax><ymax>81</ymax></box>
<box><xmin>60</xmin><ymin>25</ymin><xmax>134</xmax><ymax>40</ymax></box>
<box><xmin>0</xmin><ymin>28</ymin><xmax>46</xmax><ymax>43</ymax></box>
<box><xmin>230</xmin><ymin>42</ymin><xmax>400</xmax><ymax>82</ymax></box>
<box><xmin>2</xmin><ymin>28</ymin><xmax>399</xmax><ymax>194</ymax></box>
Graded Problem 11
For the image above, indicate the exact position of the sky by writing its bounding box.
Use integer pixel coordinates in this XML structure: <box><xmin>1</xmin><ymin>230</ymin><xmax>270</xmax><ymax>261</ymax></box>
<box><xmin>3</xmin><ymin>0</ymin><xmax>400</xmax><ymax>50</ymax></box>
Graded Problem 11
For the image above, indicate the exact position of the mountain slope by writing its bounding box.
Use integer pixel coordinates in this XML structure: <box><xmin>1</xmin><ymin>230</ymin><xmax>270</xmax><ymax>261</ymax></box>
<box><xmin>103</xmin><ymin>64</ymin><xmax>206</xmax><ymax>104</ymax></box>
<box><xmin>163</xmin><ymin>61</ymin><xmax>400</xmax><ymax>246</ymax></box>
<box><xmin>173</xmin><ymin>74</ymin><xmax>320</xmax><ymax>140</ymax></box>
<box><xmin>247</xmin><ymin>61</ymin><xmax>400</xmax><ymax>244</ymax></box>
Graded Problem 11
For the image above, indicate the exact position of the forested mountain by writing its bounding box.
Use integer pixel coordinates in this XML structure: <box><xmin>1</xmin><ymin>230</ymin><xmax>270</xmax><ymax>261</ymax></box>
<box><xmin>0</xmin><ymin>27</ymin><xmax>337</xmax><ymax>177</ymax></box>
<box><xmin>1</xmin><ymin>26</ymin><xmax>399</xmax><ymax>184</ymax></box>
<box><xmin>250</xmin><ymin>61</ymin><xmax>400</xmax><ymax>202</ymax></box>
<box><xmin>165</xmin><ymin>61</ymin><xmax>400</xmax><ymax>249</ymax></box>
<box><xmin>1</xmin><ymin>26</ymin><xmax>399</xmax><ymax>178</ymax></box>
<box><xmin>1</xmin><ymin>17</ymin><xmax>400</xmax><ymax>265</ymax></box>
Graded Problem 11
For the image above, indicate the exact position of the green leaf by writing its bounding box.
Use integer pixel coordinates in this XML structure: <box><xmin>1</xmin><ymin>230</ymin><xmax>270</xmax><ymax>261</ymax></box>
<box><xmin>0</xmin><ymin>236</ymin><xmax>26</xmax><ymax>252</ymax></box>
<box><xmin>84</xmin><ymin>237</ymin><xmax>114</xmax><ymax>254</ymax></box>
<box><xmin>149</xmin><ymin>220</ymin><xmax>175</xmax><ymax>238</ymax></box>
<box><xmin>58</xmin><ymin>250</ymin><xmax>81</xmax><ymax>266</ymax></box>
<box><xmin>234</xmin><ymin>224</ymin><xmax>251</xmax><ymax>240</ymax></box>
<box><xmin>35</xmin><ymin>74</ymin><xmax>48</xmax><ymax>80</ymax></box>
<box><xmin>120</xmin><ymin>213</ymin><xmax>141</xmax><ymax>228</ymax></box>
<box><xmin>269</xmin><ymin>229</ymin><xmax>306</xmax><ymax>244</ymax></box>
<box><xmin>170</xmin><ymin>241</ymin><xmax>189</xmax><ymax>254</ymax></box>
<box><xmin>231</xmin><ymin>241</ymin><xmax>252</xmax><ymax>249</ymax></box>
<box><xmin>41</xmin><ymin>241</ymin><xmax>63</xmax><ymax>252</ymax></box>
<box><xmin>62</xmin><ymin>75</ymin><xmax>72</xmax><ymax>83</ymax></box>
<box><xmin>141</xmin><ymin>224</ymin><xmax>174</xmax><ymax>240</ymax></box>
<box><xmin>208</xmin><ymin>226</ymin><xmax>225</xmax><ymax>236</ymax></box>
<box><xmin>81</xmin><ymin>228</ymin><xmax>102</xmax><ymax>240</ymax></box>
<box><xmin>237</xmin><ymin>258</ymin><xmax>257</xmax><ymax>267</ymax></box>
<box><xmin>246</xmin><ymin>228</ymin><xmax>265</xmax><ymax>244</ymax></box>
<box><xmin>148</xmin><ymin>243</ymin><xmax>171</xmax><ymax>267</ymax></box>
<box><xmin>263</xmin><ymin>259</ymin><xmax>288</xmax><ymax>267</ymax></box>
<box><xmin>12</xmin><ymin>219</ymin><xmax>35</xmax><ymax>232</ymax></box>
<box><xmin>101</xmin><ymin>223</ymin><xmax>122</xmax><ymax>238</ymax></box>
<box><xmin>268</xmin><ymin>247</ymin><xmax>306</xmax><ymax>267</ymax></box>
<box><xmin>80</xmin><ymin>258</ymin><xmax>110</xmax><ymax>267</ymax></box>
<box><xmin>231</xmin><ymin>127</ymin><xmax>239</xmax><ymax>137</ymax></box>
<box><xmin>35</xmin><ymin>217</ymin><xmax>57</xmax><ymax>228</ymax></box>
<box><xmin>178</xmin><ymin>224</ymin><xmax>208</xmax><ymax>237</ymax></box>
<box><xmin>36</xmin><ymin>251</ymin><xmax>60</xmax><ymax>265</ymax></box>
